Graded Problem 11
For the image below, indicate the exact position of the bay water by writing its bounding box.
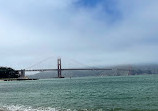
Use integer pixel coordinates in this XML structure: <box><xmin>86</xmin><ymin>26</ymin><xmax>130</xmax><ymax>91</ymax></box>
<box><xmin>0</xmin><ymin>75</ymin><xmax>158</xmax><ymax>111</ymax></box>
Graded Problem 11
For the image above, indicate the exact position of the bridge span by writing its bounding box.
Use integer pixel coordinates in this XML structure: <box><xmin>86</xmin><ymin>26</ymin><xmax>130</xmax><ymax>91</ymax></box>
<box><xmin>17</xmin><ymin>58</ymin><xmax>112</xmax><ymax>78</ymax></box>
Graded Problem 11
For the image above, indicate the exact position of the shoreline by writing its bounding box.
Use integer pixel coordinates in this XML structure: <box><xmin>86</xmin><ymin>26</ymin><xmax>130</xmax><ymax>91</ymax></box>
<box><xmin>0</xmin><ymin>78</ymin><xmax>38</xmax><ymax>81</ymax></box>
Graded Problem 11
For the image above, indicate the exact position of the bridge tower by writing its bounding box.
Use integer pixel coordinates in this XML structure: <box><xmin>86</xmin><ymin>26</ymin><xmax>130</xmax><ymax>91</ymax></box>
<box><xmin>57</xmin><ymin>58</ymin><xmax>62</xmax><ymax>78</ymax></box>
<box><xmin>128</xmin><ymin>66</ymin><xmax>132</xmax><ymax>76</ymax></box>
<box><xmin>20</xmin><ymin>69</ymin><xmax>25</xmax><ymax>78</ymax></box>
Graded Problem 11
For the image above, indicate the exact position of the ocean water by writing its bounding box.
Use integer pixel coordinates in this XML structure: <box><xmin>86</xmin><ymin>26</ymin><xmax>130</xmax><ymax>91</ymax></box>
<box><xmin>0</xmin><ymin>75</ymin><xmax>158</xmax><ymax>111</ymax></box>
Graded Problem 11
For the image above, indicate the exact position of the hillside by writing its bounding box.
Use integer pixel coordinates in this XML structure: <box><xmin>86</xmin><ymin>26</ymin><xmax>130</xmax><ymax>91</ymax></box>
<box><xmin>28</xmin><ymin>70</ymin><xmax>117</xmax><ymax>79</ymax></box>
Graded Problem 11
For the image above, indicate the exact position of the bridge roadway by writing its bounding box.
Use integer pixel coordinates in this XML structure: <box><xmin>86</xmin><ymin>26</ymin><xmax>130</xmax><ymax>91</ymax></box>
<box><xmin>17</xmin><ymin>68</ymin><xmax>112</xmax><ymax>72</ymax></box>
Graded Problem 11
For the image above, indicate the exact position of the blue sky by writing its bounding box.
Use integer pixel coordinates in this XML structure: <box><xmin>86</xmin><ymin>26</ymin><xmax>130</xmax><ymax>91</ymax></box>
<box><xmin>0</xmin><ymin>0</ymin><xmax>158</xmax><ymax>69</ymax></box>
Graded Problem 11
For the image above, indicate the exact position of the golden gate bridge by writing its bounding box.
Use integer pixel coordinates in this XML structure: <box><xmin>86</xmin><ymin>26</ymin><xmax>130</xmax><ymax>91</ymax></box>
<box><xmin>16</xmin><ymin>58</ymin><xmax>114</xmax><ymax>78</ymax></box>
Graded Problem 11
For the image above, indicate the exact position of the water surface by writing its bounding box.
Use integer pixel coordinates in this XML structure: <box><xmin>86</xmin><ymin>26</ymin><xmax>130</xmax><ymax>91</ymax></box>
<box><xmin>0</xmin><ymin>75</ymin><xmax>158</xmax><ymax>111</ymax></box>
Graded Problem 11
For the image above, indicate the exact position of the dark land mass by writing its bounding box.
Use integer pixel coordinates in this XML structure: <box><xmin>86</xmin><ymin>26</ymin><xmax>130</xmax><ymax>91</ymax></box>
<box><xmin>28</xmin><ymin>64</ymin><xmax>158</xmax><ymax>79</ymax></box>
<box><xmin>0</xmin><ymin>67</ymin><xmax>19</xmax><ymax>78</ymax></box>
<box><xmin>0</xmin><ymin>67</ymin><xmax>37</xmax><ymax>81</ymax></box>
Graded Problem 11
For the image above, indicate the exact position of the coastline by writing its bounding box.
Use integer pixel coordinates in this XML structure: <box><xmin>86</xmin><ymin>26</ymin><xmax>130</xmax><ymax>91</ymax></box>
<box><xmin>0</xmin><ymin>78</ymin><xmax>38</xmax><ymax>81</ymax></box>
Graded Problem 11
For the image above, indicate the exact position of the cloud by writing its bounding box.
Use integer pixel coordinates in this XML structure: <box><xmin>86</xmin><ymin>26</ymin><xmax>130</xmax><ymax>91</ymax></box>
<box><xmin>0</xmin><ymin>0</ymin><xmax>158</xmax><ymax>69</ymax></box>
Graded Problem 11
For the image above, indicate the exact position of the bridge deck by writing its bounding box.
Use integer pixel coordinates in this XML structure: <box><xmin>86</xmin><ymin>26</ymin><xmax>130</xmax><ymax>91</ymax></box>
<box><xmin>17</xmin><ymin>68</ymin><xmax>112</xmax><ymax>72</ymax></box>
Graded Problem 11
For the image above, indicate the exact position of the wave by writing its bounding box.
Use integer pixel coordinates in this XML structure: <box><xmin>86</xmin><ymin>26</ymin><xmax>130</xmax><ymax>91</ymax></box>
<box><xmin>0</xmin><ymin>104</ymin><xmax>118</xmax><ymax>111</ymax></box>
<box><xmin>0</xmin><ymin>104</ymin><xmax>72</xmax><ymax>111</ymax></box>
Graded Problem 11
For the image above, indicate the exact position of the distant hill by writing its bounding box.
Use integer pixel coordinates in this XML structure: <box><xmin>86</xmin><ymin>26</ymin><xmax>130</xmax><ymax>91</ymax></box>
<box><xmin>28</xmin><ymin>64</ymin><xmax>158</xmax><ymax>79</ymax></box>
<box><xmin>28</xmin><ymin>70</ymin><xmax>118</xmax><ymax>79</ymax></box>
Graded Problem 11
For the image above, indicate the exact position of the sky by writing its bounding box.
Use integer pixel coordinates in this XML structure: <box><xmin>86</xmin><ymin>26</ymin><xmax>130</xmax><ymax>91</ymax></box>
<box><xmin>0</xmin><ymin>0</ymin><xmax>158</xmax><ymax>69</ymax></box>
